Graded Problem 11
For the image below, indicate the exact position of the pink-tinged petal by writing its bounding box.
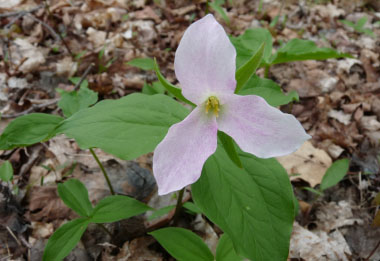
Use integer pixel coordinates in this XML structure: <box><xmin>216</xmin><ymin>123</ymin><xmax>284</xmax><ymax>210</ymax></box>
<box><xmin>153</xmin><ymin>107</ymin><xmax>218</xmax><ymax>195</ymax></box>
<box><xmin>174</xmin><ymin>14</ymin><xmax>236</xmax><ymax>105</ymax></box>
<box><xmin>217</xmin><ymin>94</ymin><xmax>311</xmax><ymax>158</ymax></box>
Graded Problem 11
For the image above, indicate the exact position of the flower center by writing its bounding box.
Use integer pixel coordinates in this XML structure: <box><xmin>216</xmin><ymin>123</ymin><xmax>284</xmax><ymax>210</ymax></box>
<box><xmin>205</xmin><ymin>96</ymin><xmax>220</xmax><ymax>117</ymax></box>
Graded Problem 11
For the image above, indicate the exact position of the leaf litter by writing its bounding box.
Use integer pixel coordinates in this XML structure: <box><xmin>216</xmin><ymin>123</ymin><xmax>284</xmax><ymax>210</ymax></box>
<box><xmin>0</xmin><ymin>0</ymin><xmax>380</xmax><ymax>260</ymax></box>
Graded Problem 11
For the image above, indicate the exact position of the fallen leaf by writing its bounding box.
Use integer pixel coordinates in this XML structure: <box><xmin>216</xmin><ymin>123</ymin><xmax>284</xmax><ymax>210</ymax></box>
<box><xmin>277</xmin><ymin>141</ymin><xmax>332</xmax><ymax>187</ymax></box>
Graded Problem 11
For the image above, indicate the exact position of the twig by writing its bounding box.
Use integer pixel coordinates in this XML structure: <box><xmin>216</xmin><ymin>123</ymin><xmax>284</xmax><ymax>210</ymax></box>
<box><xmin>1</xmin><ymin>98</ymin><xmax>59</xmax><ymax>119</ymax></box>
<box><xmin>5</xmin><ymin>226</ymin><xmax>21</xmax><ymax>246</ymax></box>
<box><xmin>365</xmin><ymin>239</ymin><xmax>380</xmax><ymax>261</ymax></box>
<box><xmin>0</xmin><ymin>5</ymin><xmax>42</xmax><ymax>18</ymax></box>
<box><xmin>74</xmin><ymin>63</ymin><xmax>94</xmax><ymax>91</ymax></box>
<box><xmin>26</xmin><ymin>14</ymin><xmax>60</xmax><ymax>42</ymax></box>
<box><xmin>41</xmin><ymin>0</ymin><xmax>73</xmax><ymax>56</ymax></box>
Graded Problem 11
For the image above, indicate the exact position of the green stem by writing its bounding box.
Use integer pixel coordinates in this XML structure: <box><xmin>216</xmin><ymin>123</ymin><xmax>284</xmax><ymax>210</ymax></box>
<box><xmin>264</xmin><ymin>65</ymin><xmax>270</xmax><ymax>78</ymax></box>
<box><xmin>205</xmin><ymin>0</ymin><xmax>209</xmax><ymax>14</ymax></box>
<box><xmin>172</xmin><ymin>188</ymin><xmax>185</xmax><ymax>226</ymax></box>
<box><xmin>89</xmin><ymin>148</ymin><xmax>115</xmax><ymax>195</ymax></box>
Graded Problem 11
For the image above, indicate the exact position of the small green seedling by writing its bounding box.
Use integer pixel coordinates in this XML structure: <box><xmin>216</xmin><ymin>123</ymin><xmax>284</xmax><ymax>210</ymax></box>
<box><xmin>340</xmin><ymin>17</ymin><xmax>375</xmax><ymax>37</ymax></box>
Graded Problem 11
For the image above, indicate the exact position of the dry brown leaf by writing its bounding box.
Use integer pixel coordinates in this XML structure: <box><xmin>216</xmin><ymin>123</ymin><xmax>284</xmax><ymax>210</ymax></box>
<box><xmin>290</xmin><ymin>222</ymin><xmax>352</xmax><ymax>261</ymax></box>
<box><xmin>27</xmin><ymin>186</ymin><xmax>74</xmax><ymax>222</ymax></box>
<box><xmin>277</xmin><ymin>141</ymin><xmax>332</xmax><ymax>187</ymax></box>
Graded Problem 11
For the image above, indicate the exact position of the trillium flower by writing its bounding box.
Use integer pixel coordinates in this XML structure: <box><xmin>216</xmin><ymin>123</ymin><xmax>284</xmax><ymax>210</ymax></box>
<box><xmin>153</xmin><ymin>14</ymin><xmax>311</xmax><ymax>195</ymax></box>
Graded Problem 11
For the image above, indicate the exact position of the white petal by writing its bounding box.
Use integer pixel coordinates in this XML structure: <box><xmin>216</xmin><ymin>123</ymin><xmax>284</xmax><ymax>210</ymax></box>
<box><xmin>217</xmin><ymin>94</ymin><xmax>311</xmax><ymax>158</ymax></box>
<box><xmin>153</xmin><ymin>107</ymin><xmax>218</xmax><ymax>195</ymax></box>
<box><xmin>174</xmin><ymin>14</ymin><xmax>236</xmax><ymax>105</ymax></box>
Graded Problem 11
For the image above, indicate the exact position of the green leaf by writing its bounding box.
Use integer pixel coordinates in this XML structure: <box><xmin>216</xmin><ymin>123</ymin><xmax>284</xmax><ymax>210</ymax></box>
<box><xmin>320</xmin><ymin>159</ymin><xmax>349</xmax><ymax>191</ymax></box>
<box><xmin>339</xmin><ymin>19</ymin><xmax>356</xmax><ymax>29</ymax></box>
<box><xmin>209</xmin><ymin>2</ymin><xmax>230</xmax><ymax>24</ymax></box>
<box><xmin>192</xmin><ymin>146</ymin><xmax>294</xmax><ymax>261</ymax></box>
<box><xmin>154</xmin><ymin>59</ymin><xmax>195</xmax><ymax>107</ymax></box>
<box><xmin>43</xmin><ymin>218</ymin><xmax>90</xmax><ymax>261</ymax></box>
<box><xmin>57</xmin><ymin>179</ymin><xmax>93</xmax><ymax>217</ymax></box>
<box><xmin>235</xmin><ymin>43</ymin><xmax>265</xmax><ymax>93</ymax></box>
<box><xmin>231</xmin><ymin>28</ymin><xmax>273</xmax><ymax>68</ymax></box>
<box><xmin>302</xmin><ymin>186</ymin><xmax>323</xmax><ymax>196</ymax></box>
<box><xmin>149</xmin><ymin>227</ymin><xmax>214</xmax><ymax>261</ymax></box>
<box><xmin>270</xmin><ymin>39</ymin><xmax>352</xmax><ymax>65</ymax></box>
<box><xmin>216</xmin><ymin>234</ymin><xmax>243</xmax><ymax>261</ymax></box>
<box><xmin>217</xmin><ymin>131</ymin><xmax>242</xmax><ymax>168</ymax></box>
<box><xmin>356</xmin><ymin>17</ymin><xmax>367</xmax><ymax>30</ymax></box>
<box><xmin>90</xmin><ymin>195</ymin><xmax>152</xmax><ymax>223</ymax></box>
<box><xmin>58</xmin><ymin>87</ymin><xmax>98</xmax><ymax>118</ymax></box>
<box><xmin>56</xmin><ymin>93</ymin><xmax>189</xmax><ymax>160</ymax></box>
<box><xmin>0</xmin><ymin>160</ymin><xmax>13</xmax><ymax>182</ymax></box>
<box><xmin>238</xmin><ymin>75</ymin><xmax>298</xmax><ymax>106</ymax></box>
<box><xmin>127</xmin><ymin>57</ymin><xmax>155</xmax><ymax>70</ymax></box>
<box><xmin>148</xmin><ymin>205</ymin><xmax>175</xmax><ymax>221</ymax></box>
<box><xmin>68</xmin><ymin>77</ymin><xmax>88</xmax><ymax>89</ymax></box>
<box><xmin>0</xmin><ymin>113</ymin><xmax>64</xmax><ymax>150</ymax></box>
<box><xmin>142</xmin><ymin>81</ymin><xmax>166</xmax><ymax>95</ymax></box>
<box><xmin>183</xmin><ymin>202</ymin><xmax>202</xmax><ymax>214</ymax></box>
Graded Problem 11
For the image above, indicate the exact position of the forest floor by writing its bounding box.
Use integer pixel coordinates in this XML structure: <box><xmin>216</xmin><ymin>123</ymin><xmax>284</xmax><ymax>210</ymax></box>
<box><xmin>0</xmin><ymin>0</ymin><xmax>380</xmax><ymax>260</ymax></box>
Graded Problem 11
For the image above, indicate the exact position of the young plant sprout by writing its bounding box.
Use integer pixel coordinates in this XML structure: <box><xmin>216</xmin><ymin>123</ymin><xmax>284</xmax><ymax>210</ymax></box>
<box><xmin>153</xmin><ymin>14</ymin><xmax>311</xmax><ymax>195</ymax></box>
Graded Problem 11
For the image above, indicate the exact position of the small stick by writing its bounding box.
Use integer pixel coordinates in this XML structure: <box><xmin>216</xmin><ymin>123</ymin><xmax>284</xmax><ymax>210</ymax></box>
<box><xmin>365</xmin><ymin>239</ymin><xmax>380</xmax><ymax>261</ymax></box>
<box><xmin>74</xmin><ymin>63</ymin><xmax>94</xmax><ymax>91</ymax></box>
<box><xmin>5</xmin><ymin>226</ymin><xmax>21</xmax><ymax>246</ymax></box>
<box><xmin>1</xmin><ymin>98</ymin><xmax>59</xmax><ymax>119</ymax></box>
<box><xmin>26</xmin><ymin>14</ymin><xmax>60</xmax><ymax>42</ymax></box>
<box><xmin>0</xmin><ymin>5</ymin><xmax>42</xmax><ymax>18</ymax></box>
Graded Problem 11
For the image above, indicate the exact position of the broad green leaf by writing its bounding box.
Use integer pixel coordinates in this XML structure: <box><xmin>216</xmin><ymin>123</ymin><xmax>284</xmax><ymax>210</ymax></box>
<box><xmin>90</xmin><ymin>195</ymin><xmax>151</xmax><ymax>223</ymax></box>
<box><xmin>56</xmin><ymin>93</ymin><xmax>189</xmax><ymax>160</ymax></box>
<box><xmin>154</xmin><ymin>59</ymin><xmax>195</xmax><ymax>106</ymax></box>
<box><xmin>57</xmin><ymin>179</ymin><xmax>93</xmax><ymax>217</ymax></box>
<box><xmin>238</xmin><ymin>75</ymin><xmax>298</xmax><ymax>106</ymax></box>
<box><xmin>216</xmin><ymin>234</ymin><xmax>243</xmax><ymax>261</ymax></box>
<box><xmin>217</xmin><ymin>131</ymin><xmax>242</xmax><ymax>168</ymax></box>
<box><xmin>43</xmin><ymin>218</ymin><xmax>90</xmax><ymax>261</ymax></box>
<box><xmin>209</xmin><ymin>2</ymin><xmax>230</xmax><ymax>24</ymax></box>
<box><xmin>148</xmin><ymin>205</ymin><xmax>175</xmax><ymax>221</ymax></box>
<box><xmin>0</xmin><ymin>113</ymin><xmax>64</xmax><ymax>150</ymax></box>
<box><xmin>183</xmin><ymin>202</ymin><xmax>202</xmax><ymax>214</ymax></box>
<box><xmin>320</xmin><ymin>159</ymin><xmax>349</xmax><ymax>191</ymax></box>
<box><xmin>231</xmin><ymin>28</ymin><xmax>273</xmax><ymax>68</ymax></box>
<box><xmin>192</xmin><ymin>146</ymin><xmax>294</xmax><ymax>261</ymax></box>
<box><xmin>58</xmin><ymin>87</ymin><xmax>98</xmax><ymax>118</ymax></box>
<box><xmin>0</xmin><ymin>160</ymin><xmax>13</xmax><ymax>181</ymax></box>
<box><xmin>149</xmin><ymin>227</ymin><xmax>214</xmax><ymax>261</ymax></box>
<box><xmin>235</xmin><ymin>43</ymin><xmax>265</xmax><ymax>93</ymax></box>
<box><xmin>142</xmin><ymin>81</ymin><xmax>166</xmax><ymax>95</ymax></box>
<box><xmin>270</xmin><ymin>39</ymin><xmax>351</xmax><ymax>65</ymax></box>
<box><xmin>127</xmin><ymin>57</ymin><xmax>155</xmax><ymax>70</ymax></box>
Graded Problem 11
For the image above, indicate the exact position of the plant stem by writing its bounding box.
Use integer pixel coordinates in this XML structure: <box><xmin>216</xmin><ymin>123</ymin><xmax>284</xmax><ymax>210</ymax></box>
<box><xmin>97</xmin><ymin>223</ymin><xmax>113</xmax><ymax>238</ymax></box>
<box><xmin>89</xmin><ymin>148</ymin><xmax>115</xmax><ymax>195</ymax></box>
<box><xmin>172</xmin><ymin>188</ymin><xmax>185</xmax><ymax>226</ymax></box>
<box><xmin>264</xmin><ymin>65</ymin><xmax>270</xmax><ymax>78</ymax></box>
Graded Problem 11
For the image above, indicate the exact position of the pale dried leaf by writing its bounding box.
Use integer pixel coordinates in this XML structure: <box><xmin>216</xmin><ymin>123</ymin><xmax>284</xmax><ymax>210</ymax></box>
<box><xmin>277</xmin><ymin>141</ymin><xmax>332</xmax><ymax>187</ymax></box>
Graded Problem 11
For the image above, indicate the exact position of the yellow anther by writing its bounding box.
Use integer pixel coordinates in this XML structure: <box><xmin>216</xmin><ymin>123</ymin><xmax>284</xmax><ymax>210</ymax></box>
<box><xmin>205</xmin><ymin>96</ymin><xmax>220</xmax><ymax>117</ymax></box>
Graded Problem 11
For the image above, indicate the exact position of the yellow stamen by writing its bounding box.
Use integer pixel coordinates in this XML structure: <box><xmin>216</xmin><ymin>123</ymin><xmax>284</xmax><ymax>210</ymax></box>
<box><xmin>205</xmin><ymin>96</ymin><xmax>220</xmax><ymax>117</ymax></box>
